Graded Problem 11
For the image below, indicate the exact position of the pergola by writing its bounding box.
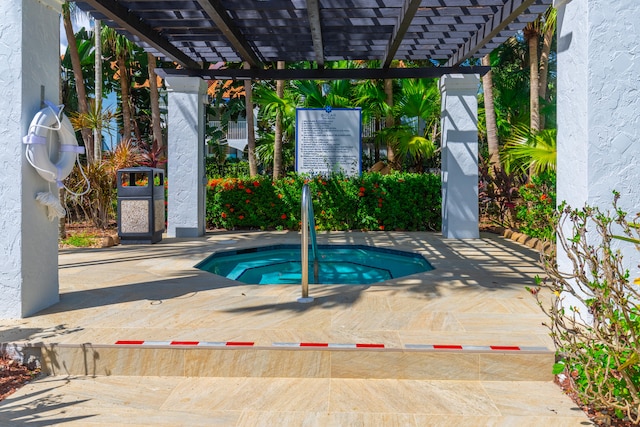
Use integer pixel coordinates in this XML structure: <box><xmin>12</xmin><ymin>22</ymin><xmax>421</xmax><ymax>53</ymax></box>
<box><xmin>70</xmin><ymin>0</ymin><xmax>552</xmax><ymax>242</ymax></box>
<box><xmin>74</xmin><ymin>0</ymin><xmax>551</xmax><ymax>78</ymax></box>
<box><xmin>2</xmin><ymin>0</ymin><xmax>638</xmax><ymax>319</ymax></box>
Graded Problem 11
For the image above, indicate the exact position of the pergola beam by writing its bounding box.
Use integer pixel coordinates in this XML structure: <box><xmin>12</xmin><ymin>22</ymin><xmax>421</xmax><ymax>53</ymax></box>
<box><xmin>195</xmin><ymin>0</ymin><xmax>263</xmax><ymax>67</ymax></box>
<box><xmin>306</xmin><ymin>0</ymin><xmax>325</xmax><ymax>68</ymax></box>
<box><xmin>156</xmin><ymin>66</ymin><xmax>489</xmax><ymax>81</ymax></box>
<box><xmin>382</xmin><ymin>0</ymin><xmax>422</xmax><ymax>69</ymax></box>
<box><xmin>446</xmin><ymin>0</ymin><xmax>539</xmax><ymax>66</ymax></box>
<box><xmin>78</xmin><ymin>0</ymin><xmax>202</xmax><ymax>70</ymax></box>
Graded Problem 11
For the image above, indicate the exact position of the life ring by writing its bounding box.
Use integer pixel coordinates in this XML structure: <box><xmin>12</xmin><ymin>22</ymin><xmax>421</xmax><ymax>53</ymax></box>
<box><xmin>23</xmin><ymin>102</ymin><xmax>84</xmax><ymax>187</ymax></box>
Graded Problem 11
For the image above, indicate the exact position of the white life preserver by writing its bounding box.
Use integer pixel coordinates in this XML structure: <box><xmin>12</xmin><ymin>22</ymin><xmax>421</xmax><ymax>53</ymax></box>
<box><xmin>23</xmin><ymin>102</ymin><xmax>85</xmax><ymax>187</ymax></box>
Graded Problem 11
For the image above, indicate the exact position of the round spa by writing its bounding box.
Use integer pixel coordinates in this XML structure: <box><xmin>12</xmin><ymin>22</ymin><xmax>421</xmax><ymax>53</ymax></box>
<box><xmin>195</xmin><ymin>244</ymin><xmax>433</xmax><ymax>285</ymax></box>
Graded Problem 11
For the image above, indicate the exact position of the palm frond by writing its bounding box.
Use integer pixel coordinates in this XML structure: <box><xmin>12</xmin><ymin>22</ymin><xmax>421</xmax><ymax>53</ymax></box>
<box><xmin>502</xmin><ymin>126</ymin><xmax>556</xmax><ymax>175</ymax></box>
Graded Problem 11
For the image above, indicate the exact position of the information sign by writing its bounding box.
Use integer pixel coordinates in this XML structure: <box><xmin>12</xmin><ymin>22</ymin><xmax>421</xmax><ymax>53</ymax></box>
<box><xmin>295</xmin><ymin>107</ymin><xmax>362</xmax><ymax>176</ymax></box>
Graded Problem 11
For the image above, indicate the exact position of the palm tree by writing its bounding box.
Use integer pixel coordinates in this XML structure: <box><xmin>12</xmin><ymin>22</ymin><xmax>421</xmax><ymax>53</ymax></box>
<box><xmin>273</xmin><ymin>61</ymin><xmax>285</xmax><ymax>179</ymax></box>
<box><xmin>353</xmin><ymin>78</ymin><xmax>392</xmax><ymax>163</ymax></box>
<box><xmin>364</xmin><ymin>78</ymin><xmax>440</xmax><ymax>172</ymax></box>
<box><xmin>377</xmin><ymin>125</ymin><xmax>437</xmax><ymax>172</ymax></box>
<box><xmin>522</xmin><ymin>7</ymin><xmax>556</xmax><ymax>132</ymax></box>
<box><xmin>244</xmin><ymin>62</ymin><xmax>258</xmax><ymax>177</ymax></box>
<box><xmin>481</xmin><ymin>54</ymin><xmax>501</xmax><ymax>173</ymax></box>
<box><xmin>384</xmin><ymin>78</ymin><xmax>396</xmax><ymax>166</ymax></box>
<box><xmin>391</xmin><ymin>78</ymin><xmax>440</xmax><ymax>170</ymax></box>
<box><xmin>538</xmin><ymin>7</ymin><xmax>556</xmax><ymax>130</ymax></box>
<box><xmin>523</xmin><ymin>20</ymin><xmax>541</xmax><ymax>134</ymax></box>
<box><xmin>102</xmin><ymin>26</ymin><xmax>135</xmax><ymax>141</ymax></box>
<box><xmin>93</xmin><ymin>18</ymin><xmax>102</xmax><ymax>162</ymax></box>
<box><xmin>254</xmin><ymin>78</ymin><xmax>297</xmax><ymax>173</ymax></box>
<box><xmin>62</xmin><ymin>2</ymin><xmax>93</xmax><ymax>161</ymax></box>
<box><xmin>147</xmin><ymin>53</ymin><xmax>163</xmax><ymax>150</ymax></box>
<box><xmin>488</xmin><ymin>36</ymin><xmax>531</xmax><ymax>152</ymax></box>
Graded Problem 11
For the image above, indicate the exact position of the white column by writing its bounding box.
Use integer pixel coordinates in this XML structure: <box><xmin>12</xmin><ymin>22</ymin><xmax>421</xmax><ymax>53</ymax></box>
<box><xmin>557</xmin><ymin>0</ymin><xmax>640</xmax><ymax>277</ymax></box>
<box><xmin>165</xmin><ymin>76</ymin><xmax>207</xmax><ymax>238</ymax></box>
<box><xmin>0</xmin><ymin>0</ymin><xmax>62</xmax><ymax>318</ymax></box>
<box><xmin>439</xmin><ymin>74</ymin><xmax>480</xmax><ymax>239</ymax></box>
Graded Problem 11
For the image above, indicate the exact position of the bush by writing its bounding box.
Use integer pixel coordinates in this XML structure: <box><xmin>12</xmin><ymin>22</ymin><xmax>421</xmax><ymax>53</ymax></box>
<box><xmin>531</xmin><ymin>194</ymin><xmax>640</xmax><ymax>423</ymax></box>
<box><xmin>206</xmin><ymin>172</ymin><xmax>441</xmax><ymax>231</ymax></box>
<box><xmin>64</xmin><ymin>162</ymin><xmax>115</xmax><ymax>229</ymax></box>
<box><xmin>205</xmin><ymin>157</ymin><xmax>251</xmax><ymax>179</ymax></box>
<box><xmin>516</xmin><ymin>171</ymin><xmax>556</xmax><ymax>240</ymax></box>
<box><xmin>206</xmin><ymin>176</ymin><xmax>295</xmax><ymax>230</ymax></box>
<box><xmin>478</xmin><ymin>155</ymin><xmax>523</xmax><ymax>229</ymax></box>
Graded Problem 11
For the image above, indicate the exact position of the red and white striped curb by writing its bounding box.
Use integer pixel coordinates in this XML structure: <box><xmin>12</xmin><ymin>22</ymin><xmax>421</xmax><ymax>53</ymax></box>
<box><xmin>114</xmin><ymin>340</ymin><xmax>254</xmax><ymax>347</ymax></box>
<box><xmin>404</xmin><ymin>344</ymin><xmax>548</xmax><ymax>351</ymax></box>
<box><xmin>272</xmin><ymin>342</ymin><xmax>385</xmax><ymax>348</ymax></box>
<box><xmin>113</xmin><ymin>341</ymin><xmax>548</xmax><ymax>351</ymax></box>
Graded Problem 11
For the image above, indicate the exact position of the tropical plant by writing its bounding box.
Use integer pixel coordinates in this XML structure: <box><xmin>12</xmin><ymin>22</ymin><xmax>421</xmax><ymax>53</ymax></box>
<box><xmin>489</xmin><ymin>36</ymin><xmax>531</xmax><ymax>139</ymax></box>
<box><xmin>253</xmin><ymin>80</ymin><xmax>297</xmax><ymax>173</ymax></box>
<box><xmin>353</xmin><ymin>78</ymin><xmax>393</xmax><ymax>163</ymax></box>
<box><xmin>138</xmin><ymin>138</ymin><xmax>167</xmax><ymax>168</ymax></box>
<box><xmin>502</xmin><ymin>126</ymin><xmax>556</xmax><ymax>176</ymax></box>
<box><xmin>64</xmin><ymin>161</ymin><xmax>115</xmax><ymax>229</ymax></box>
<box><xmin>478</xmin><ymin>153</ymin><xmax>522</xmax><ymax>228</ymax></box>
<box><xmin>374</xmin><ymin>78</ymin><xmax>441</xmax><ymax>171</ymax></box>
<box><xmin>103</xmin><ymin>137</ymin><xmax>143</xmax><ymax>177</ymax></box>
<box><xmin>68</xmin><ymin>99</ymin><xmax>118</xmax><ymax>149</ymax></box>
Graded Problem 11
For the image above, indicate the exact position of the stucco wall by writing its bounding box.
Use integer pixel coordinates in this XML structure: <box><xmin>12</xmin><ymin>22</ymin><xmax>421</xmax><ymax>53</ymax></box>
<box><xmin>557</xmin><ymin>0</ymin><xmax>640</xmax><ymax>281</ymax></box>
<box><xmin>0</xmin><ymin>0</ymin><xmax>62</xmax><ymax>318</ymax></box>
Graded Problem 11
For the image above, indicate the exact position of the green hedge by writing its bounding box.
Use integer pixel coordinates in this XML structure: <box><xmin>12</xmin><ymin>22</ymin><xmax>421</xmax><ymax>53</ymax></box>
<box><xmin>206</xmin><ymin>173</ymin><xmax>441</xmax><ymax>231</ymax></box>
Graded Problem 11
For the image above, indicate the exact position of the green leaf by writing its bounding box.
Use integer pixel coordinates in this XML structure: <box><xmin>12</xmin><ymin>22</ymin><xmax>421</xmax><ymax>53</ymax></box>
<box><xmin>552</xmin><ymin>362</ymin><xmax>565</xmax><ymax>375</ymax></box>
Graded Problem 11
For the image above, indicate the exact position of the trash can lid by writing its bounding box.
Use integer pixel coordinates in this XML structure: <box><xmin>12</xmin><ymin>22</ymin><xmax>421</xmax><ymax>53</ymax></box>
<box><xmin>117</xmin><ymin>167</ymin><xmax>163</xmax><ymax>173</ymax></box>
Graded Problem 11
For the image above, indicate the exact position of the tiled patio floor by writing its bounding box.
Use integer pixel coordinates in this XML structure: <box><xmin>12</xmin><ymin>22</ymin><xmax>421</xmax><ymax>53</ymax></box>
<box><xmin>0</xmin><ymin>231</ymin><xmax>592</xmax><ymax>426</ymax></box>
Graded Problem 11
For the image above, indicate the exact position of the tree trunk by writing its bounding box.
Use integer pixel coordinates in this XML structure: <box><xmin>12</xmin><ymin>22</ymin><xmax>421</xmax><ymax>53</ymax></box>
<box><xmin>94</xmin><ymin>19</ymin><xmax>102</xmax><ymax>162</ymax></box>
<box><xmin>481</xmin><ymin>54</ymin><xmax>501</xmax><ymax>174</ymax></box>
<box><xmin>384</xmin><ymin>78</ymin><xmax>395</xmax><ymax>167</ymax></box>
<box><xmin>244</xmin><ymin>62</ymin><xmax>258</xmax><ymax>177</ymax></box>
<box><xmin>538</xmin><ymin>23</ymin><xmax>554</xmax><ymax>130</ymax></box>
<box><xmin>59</xmin><ymin>188</ymin><xmax>66</xmax><ymax>240</ymax></box>
<box><xmin>117</xmin><ymin>53</ymin><xmax>133</xmax><ymax>141</ymax></box>
<box><xmin>374</xmin><ymin>117</ymin><xmax>380</xmax><ymax>163</ymax></box>
<box><xmin>147</xmin><ymin>53</ymin><xmax>163</xmax><ymax>149</ymax></box>
<box><xmin>62</xmin><ymin>6</ymin><xmax>93</xmax><ymax>162</ymax></box>
<box><xmin>527</xmin><ymin>30</ymin><xmax>540</xmax><ymax>133</ymax></box>
<box><xmin>273</xmin><ymin>61</ymin><xmax>285</xmax><ymax>179</ymax></box>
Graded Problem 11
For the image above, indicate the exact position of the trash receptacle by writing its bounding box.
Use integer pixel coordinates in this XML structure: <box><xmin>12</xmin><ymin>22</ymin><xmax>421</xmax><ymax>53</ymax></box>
<box><xmin>117</xmin><ymin>167</ymin><xmax>165</xmax><ymax>244</ymax></box>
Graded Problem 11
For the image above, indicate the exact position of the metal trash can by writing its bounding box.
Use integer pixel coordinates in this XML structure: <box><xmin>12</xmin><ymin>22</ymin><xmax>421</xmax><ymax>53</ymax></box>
<box><xmin>117</xmin><ymin>167</ymin><xmax>165</xmax><ymax>244</ymax></box>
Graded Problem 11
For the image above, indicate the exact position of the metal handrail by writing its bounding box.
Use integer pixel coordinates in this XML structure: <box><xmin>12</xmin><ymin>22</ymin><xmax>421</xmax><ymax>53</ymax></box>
<box><xmin>299</xmin><ymin>184</ymin><xmax>318</xmax><ymax>302</ymax></box>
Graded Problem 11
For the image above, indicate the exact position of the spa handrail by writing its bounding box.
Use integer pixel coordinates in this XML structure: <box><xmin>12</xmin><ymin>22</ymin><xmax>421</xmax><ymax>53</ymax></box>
<box><xmin>300</xmin><ymin>184</ymin><xmax>319</xmax><ymax>300</ymax></box>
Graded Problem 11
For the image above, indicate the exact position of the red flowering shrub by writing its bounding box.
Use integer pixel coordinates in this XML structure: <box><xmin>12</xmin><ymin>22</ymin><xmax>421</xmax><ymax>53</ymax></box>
<box><xmin>206</xmin><ymin>173</ymin><xmax>441</xmax><ymax>231</ymax></box>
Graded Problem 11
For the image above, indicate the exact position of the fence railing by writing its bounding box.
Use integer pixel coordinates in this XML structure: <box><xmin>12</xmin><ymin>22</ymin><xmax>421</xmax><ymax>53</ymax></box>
<box><xmin>209</xmin><ymin>121</ymin><xmax>247</xmax><ymax>140</ymax></box>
